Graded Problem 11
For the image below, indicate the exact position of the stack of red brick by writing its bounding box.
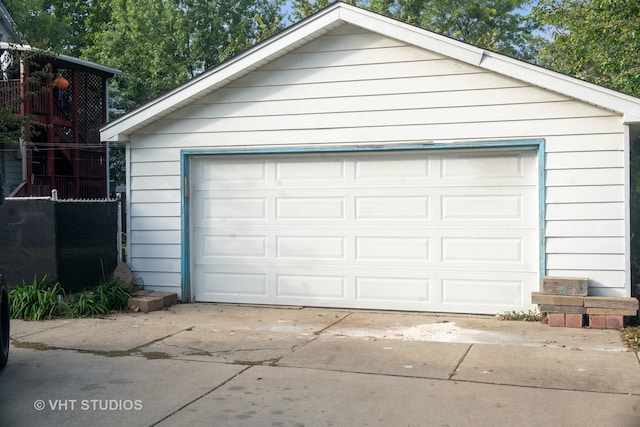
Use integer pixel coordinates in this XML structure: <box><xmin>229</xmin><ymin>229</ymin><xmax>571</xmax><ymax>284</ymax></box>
<box><xmin>531</xmin><ymin>277</ymin><xmax>639</xmax><ymax>329</ymax></box>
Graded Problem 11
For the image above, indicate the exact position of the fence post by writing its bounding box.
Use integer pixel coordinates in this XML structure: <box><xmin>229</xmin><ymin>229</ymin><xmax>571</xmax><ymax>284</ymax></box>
<box><xmin>116</xmin><ymin>193</ymin><xmax>123</xmax><ymax>262</ymax></box>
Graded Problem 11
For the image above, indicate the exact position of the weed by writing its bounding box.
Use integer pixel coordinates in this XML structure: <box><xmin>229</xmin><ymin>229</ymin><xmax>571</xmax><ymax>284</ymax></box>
<box><xmin>497</xmin><ymin>309</ymin><xmax>542</xmax><ymax>322</ymax></box>
<box><xmin>621</xmin><ymin>326</ymin><xmax>640</xmax><ymax>352</ymax></box>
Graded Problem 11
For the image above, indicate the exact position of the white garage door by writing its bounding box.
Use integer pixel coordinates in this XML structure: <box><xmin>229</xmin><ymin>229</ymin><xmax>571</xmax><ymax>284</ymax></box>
<box><xmin>191</xmin><ymin>149</ymin><xmax>539</xmax><ymax>314</ymax></box>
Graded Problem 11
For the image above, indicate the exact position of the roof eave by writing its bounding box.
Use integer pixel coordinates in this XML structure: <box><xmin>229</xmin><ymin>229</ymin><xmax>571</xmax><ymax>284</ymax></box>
<box><xmin>100</xmin><ymin>4</ymin><xmax>346</xmax><ymax>143</ymax></box>
<box><xmin>0</xmin><ymin>42</ymin><xmax>121</xmax><ymax>76</ymax></box>
<box><xmin>479</xmin><ymin>51</ymin><xmax>640</xmax><ymax>121</ymax></box>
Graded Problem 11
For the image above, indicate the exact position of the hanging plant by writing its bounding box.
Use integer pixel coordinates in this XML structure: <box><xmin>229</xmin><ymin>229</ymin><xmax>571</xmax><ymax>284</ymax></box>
<box><xmin>53</xmin><ymin>75</ymin><xmax>69</xmax><ymax>89</ymax></box>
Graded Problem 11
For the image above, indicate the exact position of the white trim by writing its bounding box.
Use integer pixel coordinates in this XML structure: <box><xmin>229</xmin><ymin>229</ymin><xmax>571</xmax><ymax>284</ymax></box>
<box><xmin>624</xmin><ymin>125</ymin><xmax>632</xmax><ymax>294</ymax></box>
<box><xmin>100</xmin><ymin>2</ymin><xmax>640</xmax><ymax>143</ymax></box>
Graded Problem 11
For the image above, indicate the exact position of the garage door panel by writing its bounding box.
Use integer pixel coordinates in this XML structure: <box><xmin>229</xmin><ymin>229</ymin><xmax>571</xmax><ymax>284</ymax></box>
<box><xmin>276</xmin><ymin>158</ymin><xmax>345</xmax><ymax>181</ymax></box>
<box><xmin>355</xmin><ymin>237</ymin><xmax>431</xmax><ymax>261</ymax></box>
<box><xmin>276</xmin><ymin>236</ymin><xmax>346</xmax><ymax>259</ymax></box>
<box><xmin>276</xmin><ymin>274</ymin><xmax>347</xmax><ymax>299</ymax></box>
<box><xmin>441</xmin><ymin>275</ymin><xmax>528</xmax><ymax>307</ymax></box>
<box><xmin>354</xmin><ymin>155</ymin><xmax>430</xmax><ymax>180</ymax></box>
<box><xmin>355</xmin><ymin>196</ymin><xmax>430</xmax><ymax>219</ymax></box>
<box><xmin>441</xmin><ymin>152</ymin><xmax>528</xmax><ymax>180</ymax></box>
<box><xmin>191</xmin><ymin>149</ymin><xmax>538</xmax><ymax>314</ymax></box>
<box><xmin>442</xmin><ymin>237</ymin><xmax>523</xmax><ymax>263</ymax></box>
<box><xmin>199</xmin><ymin>197</ymin><xmax>267</xmax><ymax>220</ymax></box>
<box><xmin>355</xmin><ymin>276</ymin><xmax>431</xmax><ymax>303</ymax></box>
<box><xmin>441</xmin><ymin>194</ymin><xmax>527</xmax><ymax>221</ymax></box>
<box><xmin>200</xmin><ymin>235</ymin><xmax>267</xmax><ymax>258</ymax></box>
<box><xmin>196</xmin><ymin>159</ymin><xmax>267</xmax><ymax>188</ymax></box>
<box><xmin>276</xmin><ymin>197</ymin><xmax>346</xmax><ymax>219</ymax></box>
<box><xmin>198</xmin><ymin>271</ymin><xmax>268</xmax><ymax>297</ymax></box>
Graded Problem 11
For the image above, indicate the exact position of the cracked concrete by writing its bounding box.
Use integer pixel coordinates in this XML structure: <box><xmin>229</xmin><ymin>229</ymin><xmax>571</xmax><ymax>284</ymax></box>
<box><xmin>2</xmin><ymin>303</ymin><xmax>640</xmax><ymax>427</ymax></box>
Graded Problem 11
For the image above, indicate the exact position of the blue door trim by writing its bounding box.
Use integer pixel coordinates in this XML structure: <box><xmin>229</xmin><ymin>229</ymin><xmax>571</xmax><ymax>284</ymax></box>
<box><xmin>180</xmin><ymin>139</ymin><xmax>545</xmax><ymax>302</ymax></box>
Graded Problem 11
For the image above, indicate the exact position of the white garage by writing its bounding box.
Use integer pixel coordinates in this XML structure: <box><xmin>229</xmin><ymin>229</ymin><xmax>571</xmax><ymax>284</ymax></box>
<box><xmin>101</xmin><ymin>3</ymin><xmax>640</xmax><ymax>314</ymax></box>
<box><xmin>189</xmin><ymin>148</ymin><xmax>540</xmax><ymax>313</ymax></box>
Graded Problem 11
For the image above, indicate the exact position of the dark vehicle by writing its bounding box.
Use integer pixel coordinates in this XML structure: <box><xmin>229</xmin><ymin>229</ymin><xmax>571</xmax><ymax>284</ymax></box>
<box><xmin>0</xmin><ymin>274</ymin><xmax>7</xmax><ymax>369</ymax></box>
<box><xmin>0</xmin><ymin>175</ymin><xmax>7</xmax><ymax>369</ymax></box>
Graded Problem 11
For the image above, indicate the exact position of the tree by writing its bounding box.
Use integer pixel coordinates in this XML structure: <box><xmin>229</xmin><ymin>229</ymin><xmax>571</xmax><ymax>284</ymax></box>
<box><xmin>82</xmin><ymin>0</ymin><xmax>284</xmax><ymax>113</ymax></box>
<box><xmin>533</xmin><ymin>0</ymin><xmax>640</xmax><ymax>96</ymax></box>
<box><xmin>290</xmin><ymin>0</ymin><xmax>541</xmax><ymax>60</ymax></box>
<box><xmin>2</xmin><ymin>0</ymin><xmax>100</xmax><ymax>56</ymax></box>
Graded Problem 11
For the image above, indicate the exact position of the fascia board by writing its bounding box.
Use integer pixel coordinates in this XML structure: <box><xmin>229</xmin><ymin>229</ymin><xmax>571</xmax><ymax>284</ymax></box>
<box><xmin>338</xmin><ymin>5</ymin><xmax>484</xmax><ymax>66</ymax></box>
<box><xmin>479</xmin><ymin>52</ymin><xmax>640</xmax><ymax>121</ymax></box>
<box><xmin>100</xmin><ymin>6</ymin><xmax>344</xmax><ymax>143</ymax></box>
<box><xmin>0</xmin><ymin>42</ymin><xmax>121</xmax><ymax>75</ymax></box>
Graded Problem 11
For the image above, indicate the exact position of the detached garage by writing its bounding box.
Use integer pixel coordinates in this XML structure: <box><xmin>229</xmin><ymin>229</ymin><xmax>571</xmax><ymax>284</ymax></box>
<box><xmin>101</xmin><ymin>3</ymin><xmax>640</xmax><ymax>315</ymax></box>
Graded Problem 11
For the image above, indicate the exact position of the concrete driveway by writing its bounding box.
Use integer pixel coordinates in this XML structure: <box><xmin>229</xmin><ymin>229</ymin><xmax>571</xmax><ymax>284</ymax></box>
<box><xmin>1</xmin><ymin>303</ymin><xmax>639</xmax><ymax>426</ymax></box>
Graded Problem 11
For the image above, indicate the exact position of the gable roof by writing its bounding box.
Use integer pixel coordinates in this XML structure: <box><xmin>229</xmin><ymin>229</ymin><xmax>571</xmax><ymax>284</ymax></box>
<box><xmin>100</xmin><ymin>2</ymin><xmax>640</xmax><ymax>143</ymax></box>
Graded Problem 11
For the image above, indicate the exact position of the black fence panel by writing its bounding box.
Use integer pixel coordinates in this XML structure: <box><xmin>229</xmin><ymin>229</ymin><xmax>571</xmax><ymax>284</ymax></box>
<box><xmin>55</xmin><ymin>201</ymin><xmax>119</xmax><ymax>293</ymax></box>
<box><xmin>0</xmin><ymin>198</ymin><xmax>119</xmax><ymax>293</ymax></box>
<box><xmin>0</xmin><ymin>199</ymin><xmax>57</xmax><ymax>287</ymax></box>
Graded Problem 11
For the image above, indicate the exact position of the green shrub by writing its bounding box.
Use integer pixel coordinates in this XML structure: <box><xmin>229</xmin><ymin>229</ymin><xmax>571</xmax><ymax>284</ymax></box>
<box><xmin>67</xmin><ymin>291</ymin><xmax>109</xmax><ymax>317</ymax></box>
<box><xmin>94</xmin><ymin>278</ymin><xmax>131</xmax><ymax>312</ymax></box>
<box><xmin>68</xmin><ymin>278</ymin><xmax>130</xmax><ymax>317</ymax></box>
<box><xmin>10</xmin><ymin>275</ymin><xmax>132</xmax><ymax>320</ymax></box>
<box><xmin>10</xmin><ymin>276</ymin><xmax>65</xmax><ymax>320</ymax></box>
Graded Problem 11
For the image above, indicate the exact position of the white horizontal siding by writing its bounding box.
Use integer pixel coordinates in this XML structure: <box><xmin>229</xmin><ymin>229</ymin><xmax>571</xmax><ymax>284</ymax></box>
<box><xmin>127</xmin><ymin>24</ymin><xmax>629</xmax><ymax>298</ymax></box>
<box><xmin>545</xmin><ymin>169</ymin><xmax>623</xmax><ymax>186</ymax></box>
<box><xmin>130</xmin><ymin>117</ymin><xmax>622</xmax><ymax>150</ymax></box>
<box><xmin>144</xmin><ymin>102</ymin><xmax>614</xmax><ymax>135</ymax></box>
<box><xmin>130</xmin><ymin>244</ymin><xmax>181</xmax><ymax>259</ymax></box>
<box><xmin>176</xmin><ymin>87</ymin><xmax>568</xmax><ymax>119</ymax></box>
<box><xmin>546</xmin><ymin>237</ymin><xmax>624</xmax><ymax>253</ymax></box>
<box><xmin>546</xmin><ymin>203</ymin><xmax>624</xmax><ymax>220</ymax></box>
<box><xmin>130</xmin><ymin>230</ymin><xmax>181</xmax><ymax>245</ymax></box>
<box><xmin>130</xmin><ymin>203</ymin><xmax>181</xmax><ymax>217</ymax></box>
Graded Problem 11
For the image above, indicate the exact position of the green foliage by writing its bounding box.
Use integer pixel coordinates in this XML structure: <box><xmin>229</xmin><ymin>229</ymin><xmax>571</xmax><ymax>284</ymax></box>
<box><xmin>82</xmin><ymin>0</ymin><xmax>285</xmax><ymax>113</ymax></box>
<box><xmin>9</xmin><ymin>276</ymin><xmax>65</xmax><ymax>321</ymax></box>
<box><xmin>533</xmin><ymin>0</ymin><xmax>640</xmax><ymax>96</ymax></box>
<box><xmin>67</xmin><ymin>278</ymin><xmax>132</xmax><ymax>318</ymax></box>
<box><xmin>10</xmin><ymin>275</ymin><xmax>131</xmax><ymax>320</ymax></box>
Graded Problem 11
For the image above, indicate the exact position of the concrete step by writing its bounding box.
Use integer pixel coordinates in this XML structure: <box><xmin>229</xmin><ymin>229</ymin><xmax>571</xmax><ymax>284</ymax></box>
<box><xmin>128</xmin><ymin>291</ymin><xmax>178</xmax><ymax>313</ymax></box>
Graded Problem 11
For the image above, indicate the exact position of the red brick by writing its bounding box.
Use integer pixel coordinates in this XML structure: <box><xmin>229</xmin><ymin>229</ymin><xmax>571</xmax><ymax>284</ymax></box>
<box><xmin>589</xmin><ymin>315</ymin><xmax>607</xmax><ymax>329</ymax></box>
<box><xmin>606</xmin><ymin>315</ymin><xmax>624</xmax><ymax>329</ymax></box>
<box><xmin>548</xmin><ymin>313</ymin><xmax>565</xmax><ymax>327</ymax></box>
<box><xmin>565</xmin><ymin>313</ymin><xmax>584</xmax><ymax>328</ymax></box>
